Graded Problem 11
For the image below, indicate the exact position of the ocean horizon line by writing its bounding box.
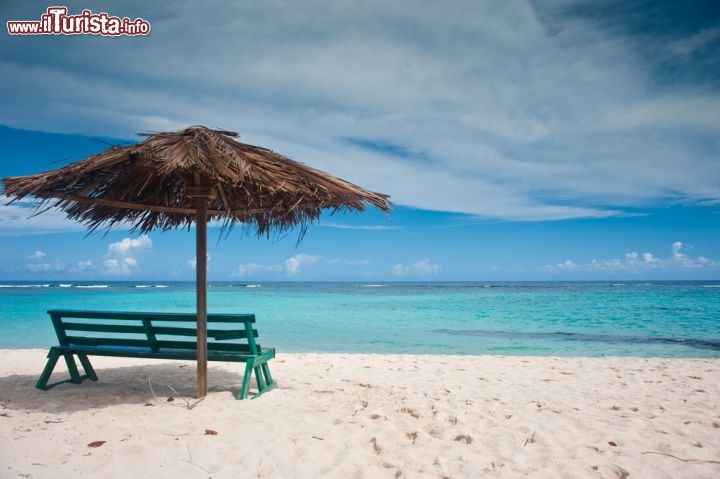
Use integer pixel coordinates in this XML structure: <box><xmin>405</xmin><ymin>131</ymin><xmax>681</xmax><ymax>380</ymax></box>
<box><xmin>1</xmin><ymin>279</ymin><xmax>718</xmax><ymax>285</ymax></box>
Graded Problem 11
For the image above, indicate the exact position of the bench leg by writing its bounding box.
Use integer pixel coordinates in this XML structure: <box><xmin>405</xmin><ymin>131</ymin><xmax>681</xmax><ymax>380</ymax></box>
<box><xmin>36</xmin><ymin>349</ymin><xmax>98</xmax><ymax>391</ymax></box>
<box><xmin>250</xmin><ymin>360</ymin><xmax>276</xmax><ymax>399</ymax></box>
<box><xmin>254</xmin><ymin>365</ymin><xmax>266</xmax><ymax>391</ymax></box>
<box><xmin>261</xmin><ymin>362</ymin><xmax>273</xmax><ymax>387</ymax></box>
<box><xmin>238</xmin><ymin>358</ymin><xmax>275</xmax><ymax>400</ymax></box>
<box><xmin>239</xmin><ymin>358</ymin><xmax>255</xmax><ymax>400</ymax></box>
<box><xmin>36</xmin><ymin>349</ymin><xmax>61</xmax><ymax>390</ymax></box>
<box><xmin>78</xmin><ymin>354</ymin><xmax>98</xmax><ymax>381</ymax></box>
<box><xmin>64</xmin><ymin>353</ymin><xmax>83</xmax><ymax>384</ymax></box>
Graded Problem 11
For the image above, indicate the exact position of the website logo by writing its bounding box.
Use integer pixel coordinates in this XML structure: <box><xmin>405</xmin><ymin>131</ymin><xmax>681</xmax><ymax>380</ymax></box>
<box><xmin>7</xmin><ymin>7</ymin><xmax>151</xmax><ymax>36</ymax></box>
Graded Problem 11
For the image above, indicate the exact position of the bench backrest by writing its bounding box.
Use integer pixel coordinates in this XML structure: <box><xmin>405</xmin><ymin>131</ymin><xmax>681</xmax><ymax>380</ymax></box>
<box><xmin>47</xmin><ymin>310</ymin><xmax>262</xmax><ymax>354</ymax></box>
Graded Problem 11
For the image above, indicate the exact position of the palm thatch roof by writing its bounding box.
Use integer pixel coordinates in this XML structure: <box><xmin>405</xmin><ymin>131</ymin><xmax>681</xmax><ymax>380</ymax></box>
<box><xmin>2</xmin><ymin>126</ymin><xmax>392</xmax><ymax>235</ymax></box>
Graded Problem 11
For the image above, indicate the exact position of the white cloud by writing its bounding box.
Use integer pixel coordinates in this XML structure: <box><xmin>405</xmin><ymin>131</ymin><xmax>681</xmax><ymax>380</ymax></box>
<box><xmin>235</xmin><ymin>262</ymin><xmax>283</xmax><ymax>278</ymax></box>
<box><xmin>545</xmin><ymin>242</ymin><xmax>717</xmax><ymax>274</ymax></box>
<box><xmin>392</xmin><ymin>264</ymin><xmax>409</xmax><ymax>276</ymax></box>
<box><xmin>0</xmin><ymin>195</ymin><xmax>87</xmax><ymax>236</ymax></box>
<box><xmin>27</xmin><ymin>263</ymin><xmax>51</xmax><ymax>272</ymax></box>
<box><xmin>669</xmin><ymin>27</ymin><xmax>720</xmax><ymax>57</ymax></box>
<box><xmin>28</xmin><ymin>250</ymin><xmax>46</xmax><ymax>260</ymax></box>
<box><xmin>1</xmin><ymin>1</ymin><xmax>717</xmax><ymax>221</ymax></box>
<box><xmin>27</xmin><ymin>263</ymin><xmax>51</xmax><ymax>273</ymax></box>
<box><xmin>285</xmin><ymin>254</ymin><xmax>320</xmax><ymax>276</ymax></box>
<box><xmin>27</xmin><ymin>259</ymin><xmax>64</xmax><ymax>273</ymax></box>
<box><xmin>393</xmin><ymin>258</ymin><xmax>441</xmax><ymax>276</ymax></box>
<box><xmin>643</xmin><ymin>252</ymin><xmax>658</xmax><ymax>264</ymax></box>
<box><xmin>76</xmin><ymin>259</ymin><xmax>93</xmax><ymax>272</ymax></box>
<box><xmin>102</xmin><ymin>235</ymin><xmax>152</xmax><ymax>275</ymax></box>
<box><xmin>413</xmin><ymin>258</ymin><xmax>442</xmax><ymax>275</ymax></box>
<box><xmin>25</xmin><ymin>249</ymin><xmax>64</xmax><ymax>273</ymax></box>
<box><xmin>671</xmin><ymin>241</ymin><xmax>685</xmax><ymax>260</ymax></box>
<box><xmin>107</xmin><ymin>236</ymin><xmax>152</xmax><ymax>255</ymax></box>
<box><xmin>0</xmin><ymin>195</ymin><xmax>142</xmax><ymax>236</ymax></box>
<box><xmin>103</xmin><ymin>257</ymin><xmax>137</xmax><ymax>275</ymax></box>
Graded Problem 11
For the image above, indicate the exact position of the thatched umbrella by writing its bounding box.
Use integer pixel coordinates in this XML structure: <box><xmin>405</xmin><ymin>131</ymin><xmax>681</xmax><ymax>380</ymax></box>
<box><xmin>2</xmin><ymin>125</ymin><xmax>392</xmax><ymax>397</ymax></box>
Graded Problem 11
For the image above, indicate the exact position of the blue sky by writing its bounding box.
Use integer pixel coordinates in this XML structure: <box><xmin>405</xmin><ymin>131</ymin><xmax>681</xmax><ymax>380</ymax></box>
<box><xmin>1</xmin><ymin>0</ymin><xmax>718</xmax><ymax>281</ymax></box>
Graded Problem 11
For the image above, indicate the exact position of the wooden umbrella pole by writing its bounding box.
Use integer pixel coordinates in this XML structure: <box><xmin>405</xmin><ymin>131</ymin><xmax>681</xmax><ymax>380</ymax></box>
<box><xmin>195</xmin><ymin>195</ymin><xmax>209</xmax><ymax>398</ymax></box>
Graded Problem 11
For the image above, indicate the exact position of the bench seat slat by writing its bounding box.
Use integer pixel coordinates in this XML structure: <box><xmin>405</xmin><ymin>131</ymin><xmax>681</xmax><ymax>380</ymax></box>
<box><xmin>49</xmin><ymin>345</ymin><xmax>275</xmax><ymax>362</ymax></box>
<box><xmin>67</xmin><ymin>336</ymin><xmax>153</xmax><ymax>348</ymax></box>
<box><xmin>155</xmin><ymin>340</ymin><xmax>258</xmax><ymax>353</ymax></box>
<box><xmin>61</xmin><ymin>322</ymin><xmax>148</xmax><ymax>334</ymax></box>
<box><xmin>65</xmin><ymin>337</ymin><xmax>261</xmax><ymax>353</ymax></box>
<box><xmin>211</xmin><ymin>330</ymin><xmax>254</xmax><ymax>340</ymax></box>
<box><xmin>150</xmin><ymin>326</ymin><xmax>257</xmax><ymax>339</ymax></box>
<box><xmin>61</xmin><ymin>324</ymin><xmax>257</xmax><ymax>339</ymax></box>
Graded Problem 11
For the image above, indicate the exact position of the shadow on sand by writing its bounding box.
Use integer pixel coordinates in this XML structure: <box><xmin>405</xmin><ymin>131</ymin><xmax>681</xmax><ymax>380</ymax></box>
<box><xmin>0</xmin><ymin>361</ymin><xmax>251</xmax><ymax>414</ymax></box>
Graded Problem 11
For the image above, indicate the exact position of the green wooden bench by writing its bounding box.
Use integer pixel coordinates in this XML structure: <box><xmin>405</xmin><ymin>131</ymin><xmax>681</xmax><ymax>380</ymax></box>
<box><xmin>36</xmin><ymin>309</ymin><xmax>275</xmax><ymax>400</ymax></box>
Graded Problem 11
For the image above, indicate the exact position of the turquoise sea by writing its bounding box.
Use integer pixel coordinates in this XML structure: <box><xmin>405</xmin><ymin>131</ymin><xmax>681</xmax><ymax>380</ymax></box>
<box><xmin>0</xmin><ymin>281</ymin><xmax>718</xmax><ymax>357</ymax></box>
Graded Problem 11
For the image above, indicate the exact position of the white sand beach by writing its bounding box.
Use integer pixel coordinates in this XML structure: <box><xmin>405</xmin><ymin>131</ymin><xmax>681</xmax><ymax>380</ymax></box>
<box><xmin>1</xmin><ymin>349</ymin><xmax>718</xmax><ymax>478</ymax></box>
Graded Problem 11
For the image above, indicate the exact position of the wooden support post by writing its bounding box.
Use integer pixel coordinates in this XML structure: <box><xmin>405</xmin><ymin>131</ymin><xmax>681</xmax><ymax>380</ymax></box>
<box><xmin>186</xmin><ymin>184</ymin><xmax>216</xmax><ymax>399</ymax></box>
<box><xmin>196</xmin><ymin>196</ymin><xmax>209</xmax><ymax>398</ymax></box>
